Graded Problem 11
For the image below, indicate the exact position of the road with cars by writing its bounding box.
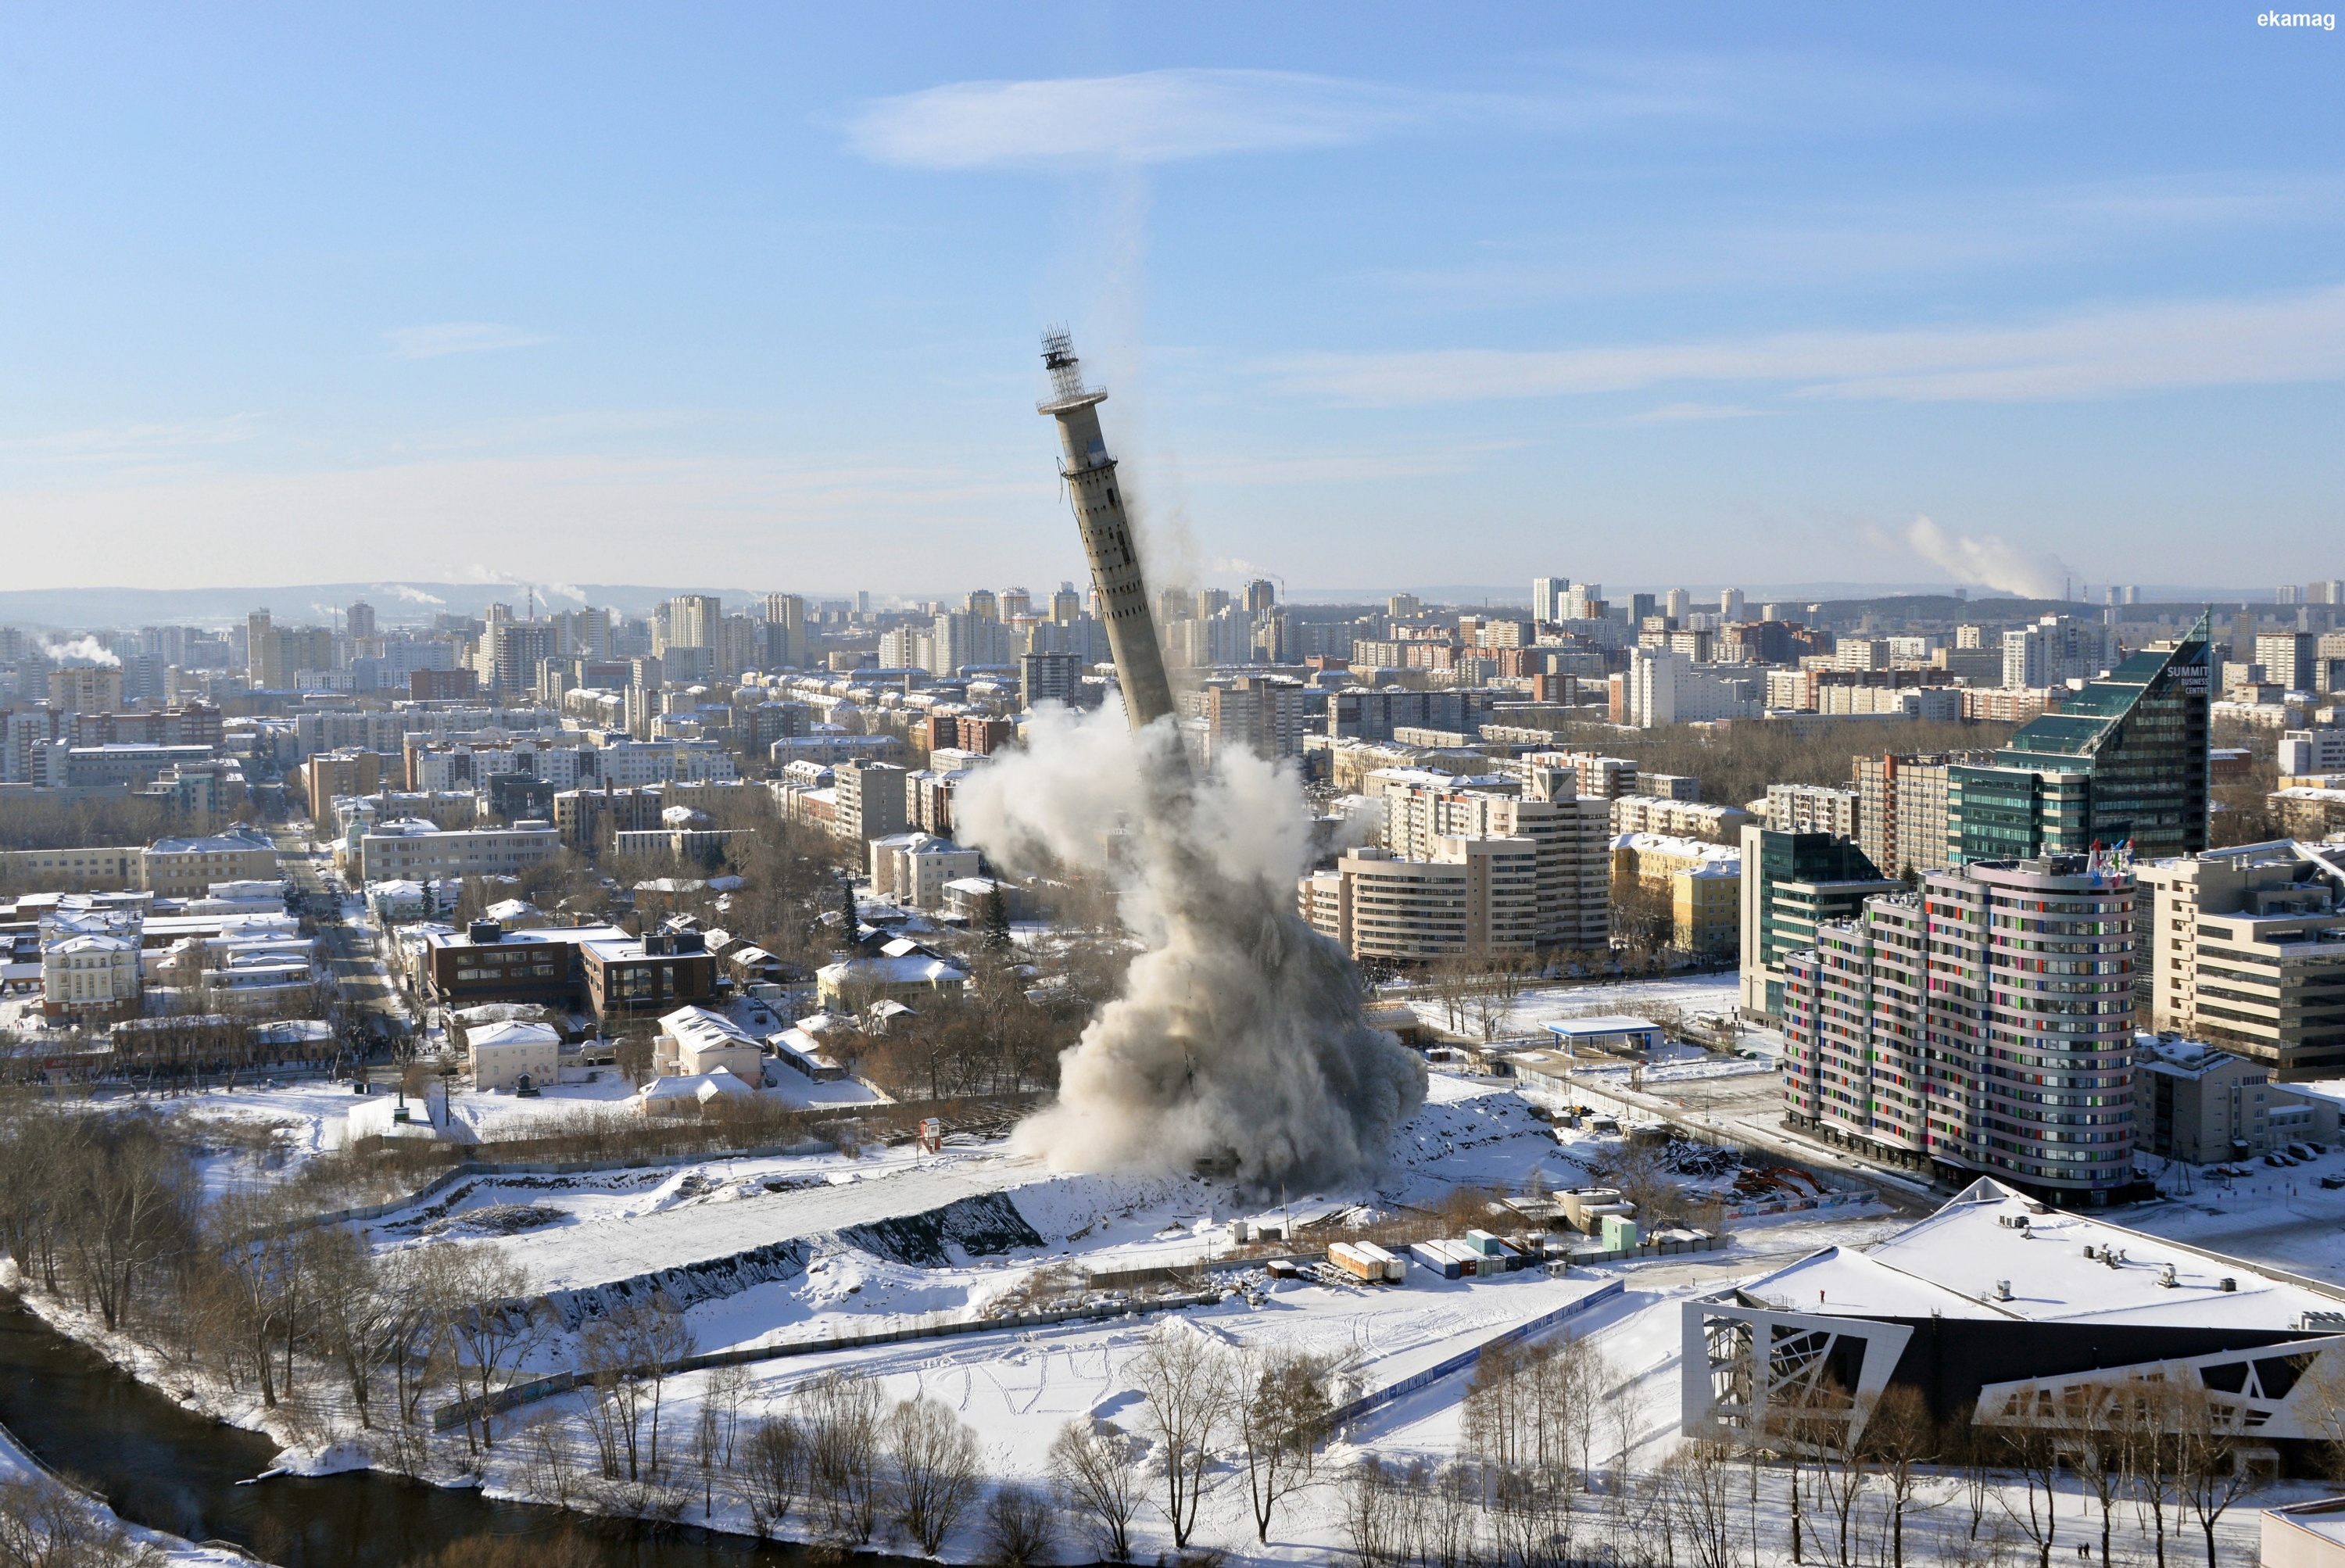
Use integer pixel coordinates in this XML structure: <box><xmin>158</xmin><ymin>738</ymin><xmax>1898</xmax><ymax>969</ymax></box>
<box><xmin>268</xmin><ymin>822</ymin><xmax>413</xmax><ymax>1049</ymax></box>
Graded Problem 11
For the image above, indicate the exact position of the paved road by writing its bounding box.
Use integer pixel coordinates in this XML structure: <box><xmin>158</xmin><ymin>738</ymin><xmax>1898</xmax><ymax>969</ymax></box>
<box><xmin>269</xmin><ymin>822</ymin><xmax>411</xmax><ymax>1043</ymax></box>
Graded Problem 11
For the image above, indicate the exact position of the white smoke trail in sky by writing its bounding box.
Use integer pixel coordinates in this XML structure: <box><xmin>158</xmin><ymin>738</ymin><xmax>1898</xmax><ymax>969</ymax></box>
<box><xmin>954</xmin><ymin>703</ymin><xmax>1427</xmax><ymax>1191</ymax></box>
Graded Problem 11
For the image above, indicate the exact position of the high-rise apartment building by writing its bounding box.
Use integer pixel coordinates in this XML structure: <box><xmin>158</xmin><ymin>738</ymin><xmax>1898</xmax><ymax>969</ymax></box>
<box><xmin>1738</xmin><ymin>827</ymin><xmax>1898</xmax><ymax>1019</ymax></box>
<box><xmin>346</xmin><ymin>600</ymin><xmax>377</xmax><ymax>639</ymax></box>
<box><xmin>2256</xmin><ymin>631</ymin><xmax>2319</xmax><ymax>693</ymax></box>
<box><xmin>834</xmin><ymin>760</ymin><xmax>910</xmax><ymax>841</ymax></box>
<box><xmin>1852</xmin><ymin>753</ymin><xmax>1983</xmax><ymax>878</ymax></box>
<box><xmin>2137</xmin><ymin>843</ymin><xmax>2345</xmax><ymax>1076</ymax></box>
<box><xmin>1050</xmin><ymin>582</ymin><xmax>1083</xmax><ymax>624</ymax></box>
<box><xmin>2001</xmin><ymin>615</ymin><xmax>2118</xmax><ymax>689</ymax></box>
<box><xmin>1781</xmin><ymin>854</ymin><xmax>2139</xmax><ymax>1205</ymax></box>
<box><xmin>245</xmin><ymin>609</ymin><xmax>275</xmax><ymax>686</ymax></box>
<box><xmin>664</xmin><ymin>594</ymin><xmax>721</xmax><ymax>653</ymax></box>
<box><xmin>1021</xmin><ymin>650</ymin><xmax>1083</xmax><ymax>710</ymax></box>
<box><xmin>1200</xmin><ymin>677</ymin><xmax>1309</xmax><ymax>761</ymax></box>
<box><xmin>763</xmin><ymin>594</ymin><xmax>807</xmax><ymax>668</ymax></box>
<box><xmin>1950</xmin><ymin>621</ymin><xmax>2210</xmax><ymax>865</ymax></box>
<box><xmin>929</xmin><ymin>610</ymin><xmax>1011</xmax><ymax>675</ymax></box>
<box><xmin>48</xmin><ymin>667</ymin><xmax>124</xmax><ymax>714</ymax></box>
<box><xmin>1533</xmin><ymin>576</ymin><xmax>1569</xmax><ymax>625</ymax></box>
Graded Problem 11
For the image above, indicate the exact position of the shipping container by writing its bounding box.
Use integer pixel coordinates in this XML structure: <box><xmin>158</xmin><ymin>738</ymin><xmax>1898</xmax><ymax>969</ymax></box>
<box><xmin>1409</xmin><ymin>1240</ymin><xmax>1462</xmax><ymax>1279</ymax></box>
<box><xmin>1328</xmin><ymin>1242</ymin><xmax>1388</xmax><ymax>1284</ymax></box>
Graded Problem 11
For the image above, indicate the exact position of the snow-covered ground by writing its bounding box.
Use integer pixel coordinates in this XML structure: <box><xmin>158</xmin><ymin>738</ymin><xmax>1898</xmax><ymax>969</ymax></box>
<box><xmin>41</xmin><ymin>1055</ymin><xmax>2320</xmax><ymax>1566</ymax></box>
<box><xmin>1396</xmin><ymin>972</ymin><xmax>1745</xmax><ymax>1040</ymax></box>
<box><xmin>2118</xmin><ymin>1145</ymin><xmax>2345</xmax><ymax>1288</ymax></box>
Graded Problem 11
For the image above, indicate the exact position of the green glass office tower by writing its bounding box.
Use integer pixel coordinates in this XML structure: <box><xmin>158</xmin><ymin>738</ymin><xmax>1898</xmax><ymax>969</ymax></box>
<box><xmin>1949</xmin><ymin>615</ymin><xmax>2211</xmax><ymax>865</ymax></box>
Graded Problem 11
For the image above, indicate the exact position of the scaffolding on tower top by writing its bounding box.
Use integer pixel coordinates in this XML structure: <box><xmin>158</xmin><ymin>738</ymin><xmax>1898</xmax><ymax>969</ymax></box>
<box><xmin>1038</xmin><ymin>326</ymin><xmax>1106</xmax><ymax>413</ymax></box>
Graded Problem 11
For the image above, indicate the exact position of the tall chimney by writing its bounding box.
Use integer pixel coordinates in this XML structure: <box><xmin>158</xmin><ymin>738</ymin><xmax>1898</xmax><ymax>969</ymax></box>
<box><xmin>1037</xmin><ymin>328</ymin><xmax>1177</xmax><ymax>729</ymax></box>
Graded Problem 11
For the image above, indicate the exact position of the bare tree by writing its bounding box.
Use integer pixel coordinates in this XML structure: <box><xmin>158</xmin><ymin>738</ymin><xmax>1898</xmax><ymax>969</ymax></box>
<box><xmin>1859</xmin><ymin>1384</ymin><xmax>1936</xmax><ymax>1568</ymax></box>
<box><xmin>1047</xmin><ymin>1417</ymin><xmax>1145</xmax><ymax>1563</ymax></box>
<box><xmin>2058</xmin><ymin>1387</ymin><xmax>2125</xmax><ymax>1568</ymax></box>
<box><xmin>1126</xmin><ymin>1321</ymin><xmax>1236</xmax><ymax>1548</ymax></box>
<box><xmin>421</xmin><ymin>1245</ymin><xmax>548</xmax><ymax>1457</ymax></box>
<box><xmin>798</xmin><ymin>1369</ymin><xmax>885</xmax><ymax>1543</ymax></box>
<box><xmin>886</xmin><ymin>1394</ymin><xmax>983</xmax><ymax>1556</ymax></box>
<box><xmin>300</xmin><ymin>1223</ymin><xmax>392</xmax><ymax>1428</ymax></box>
<box><xmin>1994</xmin><ymin>1419</ymin><xmax>2064</xmax><ymax>1568</ymax></box>
<box><xmin>2118</xmin><ymin>1379</ymin><xmax>2182</xmax><ymax>1568</ymax></box>
<box><xmin>740</xmin><ymin>1412</ymin><xmax>807</xmax><ymax>1538</ymax></box>
<box><xmin>1423</xmin><ymin>1460</ymin><xmax>1484</xmax><ymax>1568</ymax></box>
<box><xmin>980</xmin><ymin>1483</ymin><xmax>1060</xmax><ymax>1568</ymax></box>
<box><xmin>1810</xmin><ymin>1399</ymin><xmax>1871</xmax><ymax>1567</ymax></box>
<box><xmin>2296</xmin><ymin>1345</ymin><xmax>2345</xmax><ymax>1485</ymax></box>
<box><xmin>0</xmin><ymin>1473</ymin><xmax>166</xmax><ymax>1568</ymax></box>
<box><xmin>2171</xmin><ymin>1384</ymin><xmax>2258</xmax><ymax>1568</ymax></box>
<box><xmin>690</xmin><ymin>1362</ymin><xmax>751</xmax><ymax>1520</ymax></box>
<box><xmin>1234</xmin><ymin>1345</ymin><xmax>1334</xmax><ymax>1543</ymax></box>
<box><xmin>1660</xmin><ymin>1437</ymin><xmax>1745</xmax><ymax>1568</ymax></box>
<box><xmin>1338</xmin><ymin>1458</ymin><xmax>1410</xmax><ymax>1568</ymax></box>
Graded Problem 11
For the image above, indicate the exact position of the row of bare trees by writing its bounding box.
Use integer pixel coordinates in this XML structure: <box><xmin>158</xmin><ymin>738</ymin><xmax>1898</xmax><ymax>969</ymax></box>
<box><xmin>0</xmin><ymin>1097</ymin><xmax>552</xmax><ymax>1470</ymax></box>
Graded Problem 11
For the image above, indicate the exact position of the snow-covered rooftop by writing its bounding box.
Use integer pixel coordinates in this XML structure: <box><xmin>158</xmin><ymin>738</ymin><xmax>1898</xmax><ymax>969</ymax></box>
<box><xmin>1742</xmin><ymin>1178</ymin><xmax>2345</xmax><ymax>1330</ymax></box>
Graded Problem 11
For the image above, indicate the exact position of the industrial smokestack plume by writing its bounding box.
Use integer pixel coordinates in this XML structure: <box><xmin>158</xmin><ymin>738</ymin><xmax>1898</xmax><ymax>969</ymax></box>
<box><xmin>950</xmin><ymin>329</ymin><xmax>1428</xmax><ymax>1194</ymax></box>
<box><xmin>1038</xmin><ymin>328</ymin><xmax>1178</xmax><ymax>730</ymax></box>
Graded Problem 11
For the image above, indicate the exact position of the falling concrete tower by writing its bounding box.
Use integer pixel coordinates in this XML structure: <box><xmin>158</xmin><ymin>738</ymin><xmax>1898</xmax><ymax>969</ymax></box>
<box><xmin>1038</xmin><ymin>328</ymin><xmax>1178</xmax><ymax>729</ymax></box>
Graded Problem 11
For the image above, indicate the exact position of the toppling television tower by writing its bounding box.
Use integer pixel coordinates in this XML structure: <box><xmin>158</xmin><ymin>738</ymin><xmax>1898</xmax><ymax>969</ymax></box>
<box><xmin>1038</xmin><ymin>328</ymin><xmax>1177</xmax><ymax>729</ymax></box>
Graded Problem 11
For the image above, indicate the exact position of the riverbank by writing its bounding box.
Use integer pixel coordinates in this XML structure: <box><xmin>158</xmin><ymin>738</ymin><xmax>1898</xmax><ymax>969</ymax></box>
<box><xmin>0</xmin><ymin>1408</ymin><xmax>251</xmax><ymax>1566</ymax></box>
<box><xmin>0</xmin><ymin>1297</ymin><xmax>906</xmax><ymax>1567</ymax></box>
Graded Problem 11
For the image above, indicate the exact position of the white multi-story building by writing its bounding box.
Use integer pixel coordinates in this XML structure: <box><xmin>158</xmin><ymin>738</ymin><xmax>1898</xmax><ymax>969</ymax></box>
<box><xmin>358</xmin><ymin>819</ymin><xmax>560</xmax><ymax>882</ymax></box>
<box><xmin>41</xmin><ymin>932</ymin><xmax>142</xmax><ymax>1020</ymax></box>
<box><xmin>1609</xmin><ymin>796</ymin><xmax>1753</xmax><ymax>840</ymax></box>
<box><xmin>1300</xmin><ymin>839</ymin><xmax>1544</xmax><ymax>962</ymax></box>
<box><xmin>2279</xmin><ymin>728</ymin><xmax>2345</xmax><ymax>778</ymax></box>
<box><xmin>867</xmin><ymin>832</ymin><xmax>983</xmax><ymax>911</ymax></box>
<box><xmin>1624</xmin><ymin>648</ymin><xmax>1763</xmax><ymax>727</ymax></box>
<box><xmin>2003</xmin><ymin>615</ymin><xmax>2118</xmax><ymax>689</ymax></box>
<box><xmin>1763</xmin><ymin>783</ymin><xmax>1858</xmax><ymax>838</ymax></box>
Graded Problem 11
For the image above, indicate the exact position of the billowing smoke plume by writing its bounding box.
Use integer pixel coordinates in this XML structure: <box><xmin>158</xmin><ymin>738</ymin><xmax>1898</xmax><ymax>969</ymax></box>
<box><xmin>1905</xmin><ymin>513</ymin><xmax>2070</xmax><ymax>600</ymax></box>
<box><xmin>954</xmin><ymin>703</ymin><xmax>1427</xmax><ymax>1192</ymax></box>
<box><xmin>38</xmin><ymin>635</ymin><xmax>120</xmax><ymax>668</ymax></box>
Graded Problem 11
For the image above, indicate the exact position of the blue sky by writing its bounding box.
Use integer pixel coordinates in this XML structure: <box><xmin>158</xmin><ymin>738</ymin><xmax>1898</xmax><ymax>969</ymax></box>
<box><xmin>1</xmin><ymin>4</ymin><xmax>2340</xmax><ymax>600</ymax></box>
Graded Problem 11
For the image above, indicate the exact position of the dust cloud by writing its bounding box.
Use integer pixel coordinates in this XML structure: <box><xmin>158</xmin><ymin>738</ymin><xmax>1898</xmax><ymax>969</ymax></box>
<box><xmin>953</xmin><ymin>703</ymin><xmax>1427</xmax><ymax>1193</ymax></box>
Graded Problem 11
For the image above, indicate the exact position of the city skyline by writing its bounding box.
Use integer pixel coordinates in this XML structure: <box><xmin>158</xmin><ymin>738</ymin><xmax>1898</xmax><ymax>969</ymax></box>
<box><xmin>2</xmin><ymin>5</ymin><xmax>2340</xmax><ymax>593</ymax></box>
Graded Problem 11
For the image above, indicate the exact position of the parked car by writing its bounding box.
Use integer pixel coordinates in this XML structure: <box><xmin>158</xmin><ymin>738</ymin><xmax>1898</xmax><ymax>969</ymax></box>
<box><xmin>2321</xmin><ymin>1175</ymin><xmax>2345</xmax><ymax>1190</ymax></box>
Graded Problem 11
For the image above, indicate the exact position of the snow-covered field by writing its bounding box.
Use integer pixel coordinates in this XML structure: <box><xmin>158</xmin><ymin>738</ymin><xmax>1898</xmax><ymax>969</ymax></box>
<box><xmin>32</xmin><ymin>1030</ymin><xmax>2319</xmax><ymax>1566</ymax></box>
<box><xmin>1397</xmin><ymin>972</ymin><xmax>1745</xmax><ymax>1039</ymax></box>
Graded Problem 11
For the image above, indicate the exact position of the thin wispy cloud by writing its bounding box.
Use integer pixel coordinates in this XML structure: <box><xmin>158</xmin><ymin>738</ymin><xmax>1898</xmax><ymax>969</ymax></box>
<box><xmin>0</xmin><ymin>414</ymin><xmax>262</xmax><ymax>460</ymax></box>
<box><xmin>1264</xmin><ymin>284</ymin><xmax>2345</xmax><ymax>406</ymax></box>
<box><xmin>383</xmin><ymin>322</ymin><xmax>551</xmax><ymax>360</ymax></box>
<box><xmin>1608</xmin><ymin>402</ymin><xmax>1773</xmax><ymax>425</ymax></box>
<box><xmin>844</xmin><ymin>55</ymin><xmax>2028</xmax><ymax>171</ymax></box>
<box><xmin>1373</xmin><ymin>174</ymin><xmax>2345</xmax><ymax>306</ymax></box>
<box><xmin>848</xmin><ymin>70</ymin><xmax>1418</xmax><ymax>169</ymax></box>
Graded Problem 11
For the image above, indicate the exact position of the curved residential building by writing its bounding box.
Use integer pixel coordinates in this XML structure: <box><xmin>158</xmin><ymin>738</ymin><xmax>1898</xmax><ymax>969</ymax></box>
<box><xmin>1784</xmin><ymin>853</ymin><xmax>2139</xmax><ymax>1205</ymax></box>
